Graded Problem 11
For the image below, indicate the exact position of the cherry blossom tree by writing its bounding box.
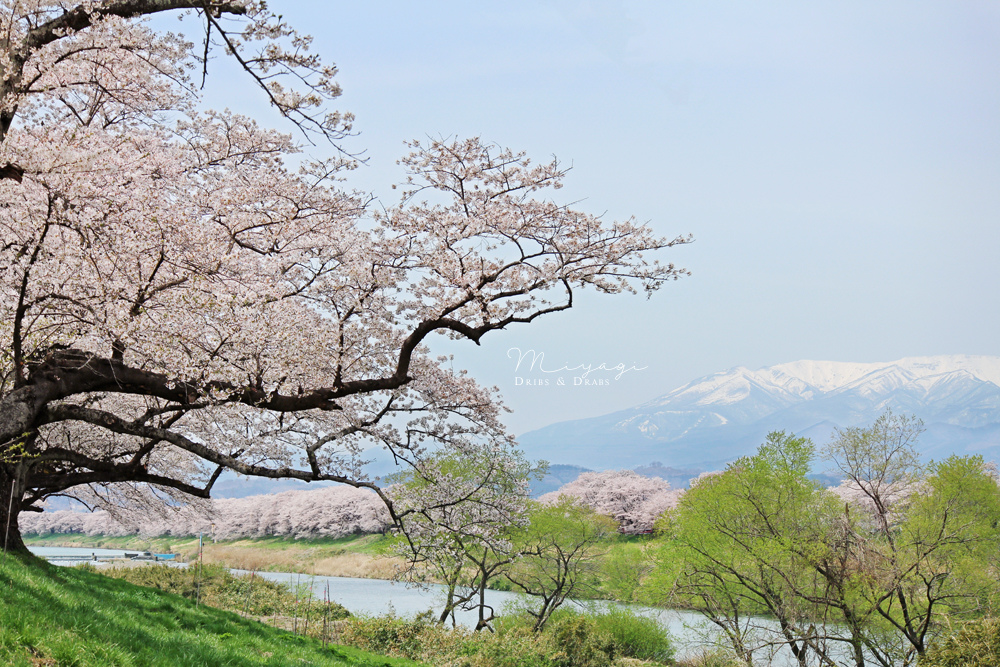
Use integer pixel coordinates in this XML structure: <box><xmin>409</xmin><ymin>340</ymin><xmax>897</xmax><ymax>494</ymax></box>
<box><xmin>0</xmin><ymin>1</ymin><xmax>689</xmax><ymax>553</ymax></box>
<box><xmin>387</xmin><ymin>446</ymin><xmax>535</xmax><ymax>630</ymax></box>
<box><xmin>19</xmin><ymin>484</ymin><xmax>390</xmax><ymax>539</ymax></box>
<box><xmin>539</xmin><ymin>469</ymin><xmax>682</xmax><ymax>532</ymax></box>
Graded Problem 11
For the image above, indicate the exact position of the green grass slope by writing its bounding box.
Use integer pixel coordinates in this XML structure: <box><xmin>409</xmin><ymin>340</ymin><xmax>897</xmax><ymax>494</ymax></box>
<box><xmin>0</xmin><ymin>553</ymin><xmax>420</xmax><ymax>667</ymax></box>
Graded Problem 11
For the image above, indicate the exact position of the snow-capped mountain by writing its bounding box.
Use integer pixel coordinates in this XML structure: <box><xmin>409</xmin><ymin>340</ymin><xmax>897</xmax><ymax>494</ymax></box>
<box><xmin>516</xmin><ymin>355</ymin><xmax>1000</xmax><ymax>470</ymax></box>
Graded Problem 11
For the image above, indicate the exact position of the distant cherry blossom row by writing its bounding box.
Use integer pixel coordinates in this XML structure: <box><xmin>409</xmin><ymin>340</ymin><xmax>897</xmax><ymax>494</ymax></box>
<box><xmin>23</xmin><ymin>463</ymin><xmax>963</xmax><ymax>540</ymax></box>
<box><xmin>19</xmin><ymin>485</ymin><xmax>390</xmax><ymax>540</ymax></box>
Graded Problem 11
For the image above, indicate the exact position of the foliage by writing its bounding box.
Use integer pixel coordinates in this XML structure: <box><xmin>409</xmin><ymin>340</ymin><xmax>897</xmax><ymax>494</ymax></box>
<box><xmin>0</xmin><ymin>0</ymin><xmax>688</xmax><ymax>552</ymax></box>
<box><xmin>920</xmin><ymin>617</ymin><xmax>1000</xmax><ymax>667</ymax></box>
<box><xmin>89</xmin><ymin>563</ymin><xmax>350</xmax><ymax>623</ymax></box>
<box><xmin>506</xmin><ymin>498</ymin><xmax>617</xmax><ymax>631</ymax></box>
<box><xmin>824</xmin><ymin>410</ymin><xmax>926</xmax><ymax>534</ymax></box>
<box><xmin>673</xmin><ymin>650</ymin><xmax>744</xmax><ymax>667</ymax></box>
<box><xmin>339</xmin><ymin>613</ymin><xmax>557</xmax><ymax>666</ymax></box>
<box><xmin>598</xmin><ymin>542</ymin><xmax>653</xmax><ymax>603</ymax></box>
<box><xmin>387</xmin><ymin>446</ymin><xmax>536</xmax><ymax>629</ymax></box>
<box><xmin>339</xmin><ymin>608</ymin><xmax>674</xmax><ymax>667</ymax></box>
<box><xmin>824</xmin><ymin>415</ymin><xmax>1000</xmax><ymax>665</ymax></box>
<box><xmin>548</xmin><ymin>614</ymin><xmax>616</xmax><ymax>667</ymax></box>
<box><xmin>0</xmin><ymin>553</ymin><xmax>418</xmax><ymax>666</ymax></box>
<box><xmin>662</xmin><ymin>416</ymin><xmax>1000</xmax><ymax>667</ymax></box>
<box><xmin>663</xmin><ymin>431</ymin><xmax>835</xmax><ymax>665</ymax></box>
<box><xmin>27</xmin><ymin>532</ymin><xmax>402</xmax><ymax>580</ymax></box>
<box><xmin>339</xmin><ymin>614</ymin><xmax>440</xmax><ymax>659</ymax></box>
<box><xmin>534</xmin><ymin>606</ymin><xmax>674</xmax><ymax>665</ymax></box>
<box><xmin>587</xmin><ymin>606</ymin><xmax>674</xmax><ymax>663</ymax></box>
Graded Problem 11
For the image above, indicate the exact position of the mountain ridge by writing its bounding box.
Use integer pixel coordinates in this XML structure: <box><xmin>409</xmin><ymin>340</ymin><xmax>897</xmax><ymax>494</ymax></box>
<box><xmin>516</xmin><ymin>355</ymin><xmax>1000</xmax><ymax>470</ymax></box>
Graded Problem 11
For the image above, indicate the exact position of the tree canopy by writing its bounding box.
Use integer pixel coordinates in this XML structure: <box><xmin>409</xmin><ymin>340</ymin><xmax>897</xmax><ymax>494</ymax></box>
<box><xmin>661</xmin><ymin>422</ymin><xmax>1000</xmax><ymax>667</ymax></box>
<box><xmin>0</xmin><ymin>1</ymin><xmax>689</xmax><ymax>552</ymax></box>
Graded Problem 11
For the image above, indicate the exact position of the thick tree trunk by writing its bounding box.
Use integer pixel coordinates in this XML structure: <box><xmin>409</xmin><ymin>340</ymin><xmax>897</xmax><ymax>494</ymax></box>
<box><xmin>0</xmin><ymin>468</ymin><xmax>28</xmax><ymax>554</ymax></box>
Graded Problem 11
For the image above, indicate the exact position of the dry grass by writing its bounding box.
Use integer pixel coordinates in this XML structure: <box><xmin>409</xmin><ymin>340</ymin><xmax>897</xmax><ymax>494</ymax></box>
<box><xmin>198</xmin><ymin>543</ymin><xmax>406</xmax><ymax>579</ymax></box>
<box><xmin>27</xmin><ymin>532</ymin><xmax>413</xmax><ymax>580</ymax></box>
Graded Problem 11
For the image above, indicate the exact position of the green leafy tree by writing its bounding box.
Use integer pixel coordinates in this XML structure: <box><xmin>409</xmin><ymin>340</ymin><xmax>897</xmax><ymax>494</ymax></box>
<box><xmin>505</xmin><ymin>497</ymin><xmax>616</xmax><ymax>632</ymax></box>
<box><xmin>662</xmin><ymin>432</ymin><xmax>844</xmax><ymax>667</ymax></box>
<box><xmin>824</xmin><ymin>412</ymin><xmax>1000</xmax><ymax>666</ymax></box>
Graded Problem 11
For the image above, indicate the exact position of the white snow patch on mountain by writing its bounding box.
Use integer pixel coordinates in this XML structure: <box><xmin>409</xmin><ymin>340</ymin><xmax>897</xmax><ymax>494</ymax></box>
<box><xmin>516</xmin><ymin>355</ymin><xmax>1000</xmax><ymax>471</ymax></box>
<box><xmin>648</xmin><ymin>356</ymin><xmax>1000</xmax><ymax>410</ymax></box>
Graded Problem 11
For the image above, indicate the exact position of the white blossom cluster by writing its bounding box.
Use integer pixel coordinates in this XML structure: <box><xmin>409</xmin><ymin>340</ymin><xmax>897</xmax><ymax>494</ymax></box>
<box><xmin>539</xmin><ymin>469</ymin><xmax>684</xmax><ymax>532</ymax></box>
<box><xmin>0</xmin><ymin>1</ymin><xmax>689</xmax><ymax>544</ymax></box>
<box><xmin>19</xmin><ymin>485</ymin><xmax>390</xmax><ymax>539</ymax></box>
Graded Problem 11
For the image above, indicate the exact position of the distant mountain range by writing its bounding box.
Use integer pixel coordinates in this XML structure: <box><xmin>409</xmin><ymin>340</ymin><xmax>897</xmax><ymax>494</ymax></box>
<box><xmin>516</xmin><ymin>355</ymin><xmax>1000</xmax><ymax>473</ymax></box>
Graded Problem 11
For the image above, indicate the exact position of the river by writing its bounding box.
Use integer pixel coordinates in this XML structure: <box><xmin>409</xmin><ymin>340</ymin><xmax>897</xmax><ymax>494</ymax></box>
<box><xmin>243</xmin><ymin>569</ymin><xmax>707</xmax><ymax>639</ymax></box>
<box><xmin>28</xmin><ymin>548</ymin><xmax>706</xmax><ymax>637</ymax></box>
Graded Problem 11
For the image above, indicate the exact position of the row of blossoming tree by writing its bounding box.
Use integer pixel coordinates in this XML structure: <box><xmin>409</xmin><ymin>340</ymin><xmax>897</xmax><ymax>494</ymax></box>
<box><xmin>0</xmin><ymin>0</ymin><xmax>689</xmax><ymax>553</ymax></box>
<box><xmin>18</xmin><ymin>464</ymin><xmax>679</xmax><ymax>545</ymax></box>
<box><xmin>18</xmin><ymin>484</ymin><xmax>391</xmax><ymax>540</ymax></box>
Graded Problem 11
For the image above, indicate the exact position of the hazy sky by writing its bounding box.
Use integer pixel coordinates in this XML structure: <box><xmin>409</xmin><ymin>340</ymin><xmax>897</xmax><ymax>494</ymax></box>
<box><xmin>185</xmin><ymin>1</ymin><xmax>1000</xmax><ymax>435</ymax></box>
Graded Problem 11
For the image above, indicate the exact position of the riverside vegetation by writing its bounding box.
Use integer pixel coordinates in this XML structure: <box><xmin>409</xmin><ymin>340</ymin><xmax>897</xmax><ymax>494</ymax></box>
<box><xmin>3</xmin><ymin>554</ymin><xmax>679</xmax><ymax>667</ymax></box>
<box><xmin>25</xmin><ymin>533</ymin><xmax>403</xmax><ymax>581</ymax></box>
<box><xmin>19</xmin><ymin>413</ymin><xmax>1000</xmax><ymax>666</ymax></box>
<box><xmin>0</xmin><ymin>553</ymin><xmax>418</xmax><ymax>667</ymax></box>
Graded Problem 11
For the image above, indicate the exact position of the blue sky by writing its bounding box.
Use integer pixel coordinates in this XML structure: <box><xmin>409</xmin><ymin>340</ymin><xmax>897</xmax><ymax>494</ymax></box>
<box><xmin>184</xmin><ymin>1</ymin><xmax>1000</xmax><ymax>434</ymax></box>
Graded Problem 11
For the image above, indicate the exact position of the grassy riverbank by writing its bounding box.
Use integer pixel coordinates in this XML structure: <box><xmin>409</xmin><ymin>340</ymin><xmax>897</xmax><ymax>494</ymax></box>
<box><xmin>24</xmin><ymin>532</ymin><xmax>666</xmax><ymax>606</ymax></box>
<box><xmin>0</xmin><ymin>552</ymin><xmax>420</xmax><ymax>666</ymax></box>
<box><xmin>24</xmin><ymin>533</ymin><xmax>404</xmax><ymax>580</ymax></box>
<box><xmin>3</xmin><ymin>553</ymin><xmax>689</xmax><ymax>666</ymax></box>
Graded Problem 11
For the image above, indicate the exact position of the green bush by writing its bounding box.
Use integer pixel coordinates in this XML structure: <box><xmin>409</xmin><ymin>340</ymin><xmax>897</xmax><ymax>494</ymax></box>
<box><xmin>590</xmin><ymin>606</ymin><xmax>673</xmax><ymax>663</ymax></box>
<box><xmin>549</xmin><ymin>614</ymin><xmax>616</xmax><ymax>667</ymax></box>
<box><xmin>342</xmin><ymin>614</ymin><xmax>558</xmax><ymax>666</ymax></box>
<box><xmin>343</xmin><ymin>615</ymin><xmax>434</xmax><ymax>658</ymax></box>
<box><xmin>456</xmin><ymin>626</ymin><xmax>556</xmax><ymax>667</ymax></box>
<box><xmin>83</xmin><ymin>563</ymin><xmax>349</xmax><ymax>622</ymax></box>
<box><xmin>674</xmin><ymin>649</ymin><xmax>743</xmax><ymax>667</ymax></box>
<box><xmin>921</xmin><ymin>617</ymin><xmax>1000</xmax><ymax>667</ymax></box>
<box><xmin>337</xmin><ymin>606</ymin><xmax>675</xmax><ymax>666</ymax></box>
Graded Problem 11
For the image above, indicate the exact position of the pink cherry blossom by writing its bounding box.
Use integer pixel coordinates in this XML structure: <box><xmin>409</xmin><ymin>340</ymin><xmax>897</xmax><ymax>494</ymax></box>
<box><xmin>539</xmin><ymin>470</ymin><xmax>683</xmax><ymax>532</ymax></box>
<box><xmin>0</xmin><ymin>2</ymin><xmax>689</xmax><ymax>552</ymax></box>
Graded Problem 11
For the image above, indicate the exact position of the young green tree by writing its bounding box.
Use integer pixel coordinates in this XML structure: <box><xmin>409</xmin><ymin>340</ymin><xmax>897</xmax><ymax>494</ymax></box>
<box><xmin>505</xmin><ymin>497</ymin><xmax>616</xmax><ymax>632</ymax></box>
<box><xmin>832</xmin><ymin>455</ymin><xmax>1000</xmax><ymax>665</ymax></box>
<box><xmin>662</xmin><ymin>417</ymin><xmax>1000</xmax><ymax>667</ymax></box>
<box><xmin>662</xmin><ymin>432</ymin><xmax>845</xmax><ymax>667</ymax></box>
<box><xmin>824</xmin><ymin>411</ymin><xmax>925</xmax><ymax>536</ymax></box>
<box><xmin>823</xmin><ymin>412</ymin><xmax>1000</xmax><ymax>665</ymax></box>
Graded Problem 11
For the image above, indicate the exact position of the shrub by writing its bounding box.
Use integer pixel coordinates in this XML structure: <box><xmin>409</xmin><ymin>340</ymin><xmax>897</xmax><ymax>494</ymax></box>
<box><xmin>921</xmin><ymin>617</ymin><xmax>1000</xmax><ymax>667</ymax></box>
<box><xmin>455</xmin><ymin>626</ymin><xmax>556</xmax><ymax>667</ymax></box>
<box><xmin>591</xmin><ymin>606</ymin><xmax>673</xmax><ymax>663</ymax></box>
<box><xmin>339</xmin><ymin>615</ymin><xmax>443</xmax><ymax>658</ymax></box>
<box><xmin>549</xmin><ymin>613</ymin><xmax>616</xmax><ymax>667</ymax></box>
<box><xmin>673</xmin><ymin>650</ymin><xmax>743</xmax><ymax>667</ymax></box>
<box><xmin>83</xmin><ymin>564</ymin><xmax>349</xmax><ymax>623</ymax></box>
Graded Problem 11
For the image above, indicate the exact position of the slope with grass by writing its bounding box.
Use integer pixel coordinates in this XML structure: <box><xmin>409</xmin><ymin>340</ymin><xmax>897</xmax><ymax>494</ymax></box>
<box><xmin>0</xmin><ymin>553</ymin><xmax>420</xmax><ymax>667</ymax></box>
